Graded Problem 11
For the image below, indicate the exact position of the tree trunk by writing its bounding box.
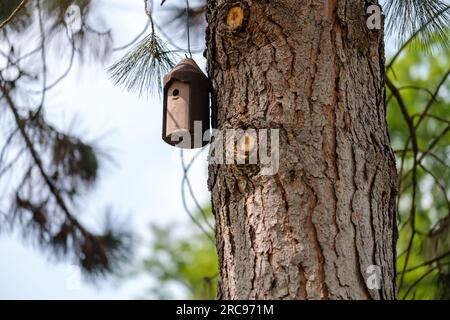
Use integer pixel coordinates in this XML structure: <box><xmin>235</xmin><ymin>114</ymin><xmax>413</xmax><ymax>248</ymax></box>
<box><xmin>206</xmin><ymin>0</ymin><xmax>398</xmax><ymax>300</ymax></box>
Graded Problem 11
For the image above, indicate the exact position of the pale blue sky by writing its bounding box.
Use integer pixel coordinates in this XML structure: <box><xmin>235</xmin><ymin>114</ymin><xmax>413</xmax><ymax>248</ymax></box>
<box><xmin>0</xmin><ymin>0</ymin><xmax>209</xmax><ymax>299</ymax></box>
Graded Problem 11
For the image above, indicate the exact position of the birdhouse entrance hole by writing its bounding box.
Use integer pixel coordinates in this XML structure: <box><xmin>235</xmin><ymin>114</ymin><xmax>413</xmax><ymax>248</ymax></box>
<box><xmin>166</xmin><ymin>81</ymin><xmax>190</xmax><ymax>139</ymax></box>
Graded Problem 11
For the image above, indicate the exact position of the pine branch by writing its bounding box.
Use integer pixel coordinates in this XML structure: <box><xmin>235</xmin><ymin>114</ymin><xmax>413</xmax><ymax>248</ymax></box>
<box><xmin>108</xmin><ymin>1</ymin><xmax>177</xmax><ymax>96</ymax></box>
<box><xmin>384</xmin><ymin>0</ymin><xmax>450</xmax><ymax>50</ymax></box>
<box><xmin>108</xmin><ymin>33</ymin><xmax>175</xmax><ymax>96</ymax></box>
<box><xmin>0</xmin><ymin>83</ymin><xmax>131</xmax><ymax>276</ymax></box>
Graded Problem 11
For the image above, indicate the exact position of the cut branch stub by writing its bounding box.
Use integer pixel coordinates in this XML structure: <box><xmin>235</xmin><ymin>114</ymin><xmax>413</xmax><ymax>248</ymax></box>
<box><xmin>238</xmin><ymin>133</ymin><xmax>256</xmax><ymax>153</ymax></box>
<box><xmin>223</xmin><ymin>2</ymin><xmax>249</xmax><ymax>32</ymax></box>
<box><xmin>227</xmin><ymin>6</ymin><xmax>244</xmax><ymax>28</ymax></box>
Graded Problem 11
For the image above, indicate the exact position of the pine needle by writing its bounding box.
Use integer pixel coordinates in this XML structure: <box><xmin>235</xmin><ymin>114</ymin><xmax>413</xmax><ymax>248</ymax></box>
<box><xmin>384</xmin><ymin>0</ymin><xmax>450</xmax><ymax>51</ymax></box>
<box><xmin>108</xmin><ymin>33</ymin><xmax>176</xmax><ymax>97</ymax></box>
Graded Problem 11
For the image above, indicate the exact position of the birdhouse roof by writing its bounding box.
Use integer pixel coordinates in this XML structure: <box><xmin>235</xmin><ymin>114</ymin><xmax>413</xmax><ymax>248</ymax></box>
<box><xmin>163</xmin><ymin>58</ymin><xmax>209</xmax><ymax>87</ymax></box>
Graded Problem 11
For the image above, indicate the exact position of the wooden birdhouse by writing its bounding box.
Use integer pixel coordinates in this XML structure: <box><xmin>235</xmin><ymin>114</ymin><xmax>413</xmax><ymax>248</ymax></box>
<box><xmin>162</xmin><ymin>58</ymin><xmax>210</xmax><ymax>149</ymax></box>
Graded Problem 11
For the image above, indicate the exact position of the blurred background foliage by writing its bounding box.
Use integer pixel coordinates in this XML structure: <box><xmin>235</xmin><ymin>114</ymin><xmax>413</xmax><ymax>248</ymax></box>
<box><xmin>1</xmin><ymin>0</ymin><xmax>449</xmax><ymax>299</ymax></box>
<box><xmin>0</xmin><ymin>0</ymin><xmax>131</xmax><ymax>279</ymax></box>
<box><xmin>142</xmin><ymin>206</ymin><xmax>217</xmax><ymax>299</ymax></box>
<box><xmin>387</xmin><ymin>37</ymin><xmax>450</xmax><ymax>299</ymax></box>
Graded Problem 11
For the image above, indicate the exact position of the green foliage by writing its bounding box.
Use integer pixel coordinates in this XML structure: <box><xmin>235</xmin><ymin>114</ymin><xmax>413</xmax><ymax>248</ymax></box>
<box><xmin>387</xmin><ymin>35</ymin><xmax>450</xmax><ymax>299</ymax></box>
<box><xmin>142</xmin><ymin>206</ymin><xmax>218</xmax><ymax>300</ymax></box>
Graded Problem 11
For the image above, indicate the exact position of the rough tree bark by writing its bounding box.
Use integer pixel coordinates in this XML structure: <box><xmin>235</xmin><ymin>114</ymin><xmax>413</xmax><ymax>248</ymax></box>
<box><xmin>206</xmin><ymin>0</ymin><xmax>398</xmax><ymax>300</ymax></box>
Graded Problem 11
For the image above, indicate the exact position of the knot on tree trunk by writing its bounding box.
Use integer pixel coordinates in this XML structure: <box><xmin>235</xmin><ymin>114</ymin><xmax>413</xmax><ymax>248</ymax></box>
<box><xmin>220</xmin><ymin>1</ymin><xmax>249</xmax><ymax>33</ymax></box>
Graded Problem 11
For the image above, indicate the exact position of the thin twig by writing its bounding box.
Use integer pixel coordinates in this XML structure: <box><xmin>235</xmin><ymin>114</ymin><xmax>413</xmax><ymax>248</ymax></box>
<box><xmin>402</xmin><ymin>266</ymin><xmax>437</xmax><ymax>300</ymax></box>
<box><xmin>0</xmin><ymin>147</ymin><xmax>26</xmax><ymax>178</ymax></box>
<box><xmin>144</xmin><ymin>0</ymin><xmax>156</xmax><ymax>35</ymax></box>
<box><xmin>386</xmin><ymin>6</ymin><xmax>450</xmax><ymax>71</ymax></box>
<box><xmin>0</xmin><ymin>0</ymin><xmax>28</xmax><ymax>29</ymax></box>
<box><xmin>181</xmin><ymin>148</ymin><xmax>214</xmax><ymax>231</ymax></box>
<box><xmin>418</xmin><ymin>164</ymin><xmax>450</xmax><ymax>217</ymax></box>
<box><xmin>180</xmin><ymin>149</ymin><xmax>214</xmax><ymax>243</ymax></box>
<box><xmin>414</xmin><ymin>69</ymin><xmax>450</xmax><ymax>130</ymax></box>
<box><xmin>0</xmin><ymin>84</ymin><xmax>89</xmax><ymax>238</ymax></box>
<box><xmin>35</xmin><ymin>0</ymin><xmax>47</xmax><ymax>115</ymax></box>
<box><xmin>387</xmin><ymin>76</ymin><xmax>419</xmax><ymax>292</ymax></box>
<box><xmin>401</xmin><ymin>124</ymin><xmax>450</xmax><ymax>184</ymax></box>
<box><xmin>113</xmin><ymin>20</ymin><xmax>150</xmax><ymax>52</ymax></box>
<box><xmin>400</xmin><ymin>251</ymin><xmax>450</xmax><ymax>276</ymax></box>
<box><xmin>28</xmin><ymin>25</ymin><xmax>76</xmax><ymax>94</ymax></box>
